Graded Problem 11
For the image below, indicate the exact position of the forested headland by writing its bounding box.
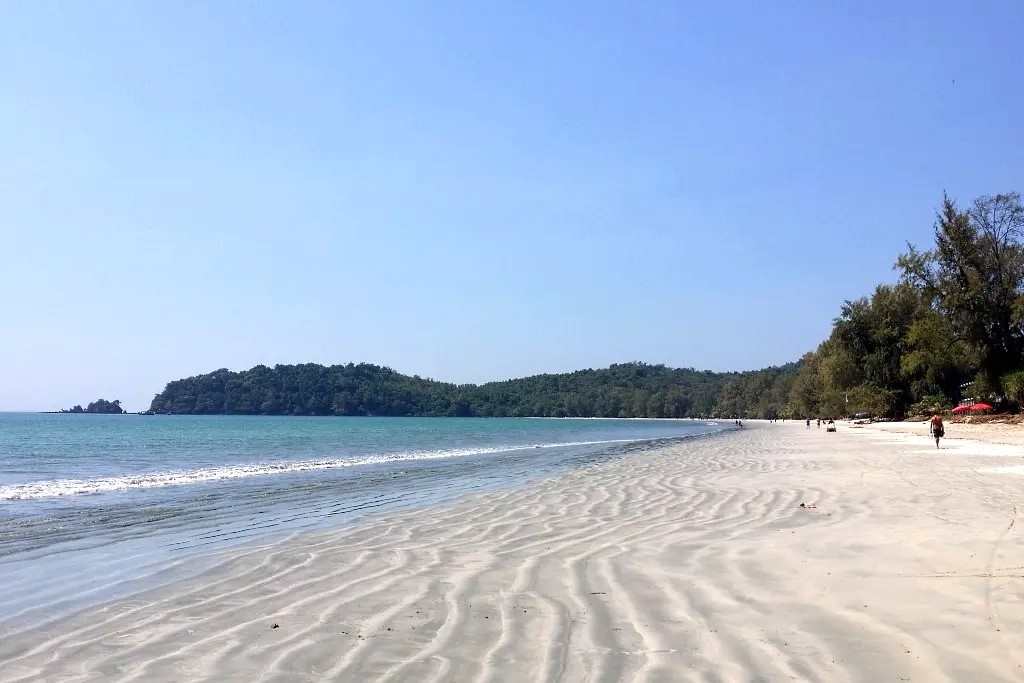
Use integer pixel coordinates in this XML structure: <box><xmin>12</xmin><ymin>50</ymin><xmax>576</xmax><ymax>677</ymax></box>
<box><xmin>149</xmin><ymin>191</ymin><xmax>1024</xmax><ymax>420</ymax></box>
<box><xmin>148</xmin><ymin>362</ymin><xmax>769</xmax><ymax>418</ymax></box>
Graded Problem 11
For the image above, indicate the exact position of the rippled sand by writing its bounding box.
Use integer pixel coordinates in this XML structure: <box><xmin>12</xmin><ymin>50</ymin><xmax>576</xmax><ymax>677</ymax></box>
<box><xmin>2</xmin><ymin>421</ymin><xmax>1023</xmax><ymax>681</ymax></box>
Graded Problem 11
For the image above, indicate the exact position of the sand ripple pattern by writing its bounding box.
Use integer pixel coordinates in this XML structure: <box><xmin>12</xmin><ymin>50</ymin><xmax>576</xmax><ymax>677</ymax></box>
<box><xmin>2</xmin><ymin>422</ymin><xmax>1023</xmax><ymax>681</ymax></box>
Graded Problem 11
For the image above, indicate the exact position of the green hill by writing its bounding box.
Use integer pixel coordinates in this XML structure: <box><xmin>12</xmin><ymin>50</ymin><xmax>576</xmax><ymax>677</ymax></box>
<box><xmin>148</xmin><ymin>361</ymin><xmax>797</xmax><ymax>419</ymax></box>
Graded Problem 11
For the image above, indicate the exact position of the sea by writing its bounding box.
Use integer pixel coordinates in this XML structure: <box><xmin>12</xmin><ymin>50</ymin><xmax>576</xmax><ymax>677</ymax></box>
<box><xmin>0</xmin><ymin>413</ymin><xmax>728</xmax><ymax>629</ymax></box>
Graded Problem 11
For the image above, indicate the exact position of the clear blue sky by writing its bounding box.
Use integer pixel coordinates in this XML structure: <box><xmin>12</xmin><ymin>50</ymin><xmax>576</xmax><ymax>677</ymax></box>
<box><xmin>2</xmin><ymin>2</ymin><xmax>1022</xmax><ymax>411</ymax></box>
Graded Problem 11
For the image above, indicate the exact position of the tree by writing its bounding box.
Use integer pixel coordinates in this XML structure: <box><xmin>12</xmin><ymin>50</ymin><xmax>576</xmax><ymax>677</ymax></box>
<box><xmin>898</xmin><ymin>193</ymin><xmax>1024</xmax><ymax>391</ymax></box>
<box><xmin>901</xmin><ymin>308</ymin><xmax>970</xmax><ymax>400</ymax></box>
<box><xmin>788</xmin><ymin>353</ymin><xmax>823</xmax><ymax>417</ymax></box>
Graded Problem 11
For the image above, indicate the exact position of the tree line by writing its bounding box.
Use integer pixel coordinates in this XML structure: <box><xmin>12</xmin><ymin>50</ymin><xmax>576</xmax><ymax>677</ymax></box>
<box><xmin>147</xmin><ymin>362</ymin><xmax>756</xmax><ymax>418</ymax></box>
<box><xmin>149</xmin><ymin>191</ymin><xmax>1023</xmax><ymax>420</ymax></box>
<box><xmin>741</xmin><ymin>191</ymin><xmax>1024</xmax><ymax>419</ymax></box>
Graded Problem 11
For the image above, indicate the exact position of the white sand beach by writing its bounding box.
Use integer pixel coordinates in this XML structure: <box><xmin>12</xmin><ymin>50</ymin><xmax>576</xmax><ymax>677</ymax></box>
<box><xmin>2</xmin><ymin>420</ymin><xmax>1023</xmax><ymax>681</ymax></box>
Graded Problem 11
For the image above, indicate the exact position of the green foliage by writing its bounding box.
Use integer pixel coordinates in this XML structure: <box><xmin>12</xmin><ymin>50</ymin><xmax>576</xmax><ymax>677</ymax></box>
<box><xmin>844</xmin><ymin>384</ymin><xmax>896</xmax><ymax>418</ymax></box>
<box><xmin>786</xmin><ymin>283</ymin><xmax>943</xmax><ymax>418</ymax></box>
<box><xmin>972</xmin><ymin>372</ymin><xmax>998</xmax><ymax>401</ymax></box>
<box><xmin>149</xmin><ymin>362</ymin><xmax>747</xmax><ymax>418</ymax></box>
<box><xmin>898</xmin><ymin>192</ymin><xmax>1024</xmax><ymax>391</ymax></box>
<box><xmin>901</xmin><ymin>308</ymin><xmax>970</xmax><ymax>398</ymax></box>
<box><xmin>907</xmin><ymin>394</ymin><xmax>951</xmax><ymax>417</ymax></box>
<box><xmin>711</xmin><ymin>363</ymin><xmax>799</xmax><ymax>419</ymax></box>
<box><xmin>1002</xmin><ymin>370</ymin><xmax>1024</xmax><ymax>406</ymax></box>
<box><xmin>782</xmin><ymin>191</ymin><xmax>1024</xmax><ymax>419</ymax></box>
<box><xmin>786</xmin><ymin>353</ymin><xmax>823</xmax><ymax>417</ymax></box>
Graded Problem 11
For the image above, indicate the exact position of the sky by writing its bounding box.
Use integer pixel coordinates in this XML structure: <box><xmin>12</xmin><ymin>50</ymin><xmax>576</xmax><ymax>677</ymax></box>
<box><xmin>2</xmin><ymin>1</ymin><xmax>1022</xmax><ymax>411</ymax></box>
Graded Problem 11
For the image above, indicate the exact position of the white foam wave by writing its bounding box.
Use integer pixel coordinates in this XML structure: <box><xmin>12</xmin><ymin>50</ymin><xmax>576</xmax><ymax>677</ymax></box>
<box><xmin>0</xmin><ymin>438</ymin><xmax>652</xmax><ymax>501</ymax></box>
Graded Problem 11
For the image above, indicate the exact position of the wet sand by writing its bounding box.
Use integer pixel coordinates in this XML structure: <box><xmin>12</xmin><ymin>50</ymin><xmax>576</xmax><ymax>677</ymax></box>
<box><xmin>2</xmin><ymin>421</ymin><xmax>1023</xmax><ymax>681</ymax></box>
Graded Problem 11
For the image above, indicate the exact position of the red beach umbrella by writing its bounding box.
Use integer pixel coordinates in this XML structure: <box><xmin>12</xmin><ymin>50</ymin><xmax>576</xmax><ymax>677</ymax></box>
<box><xmin>953</xmin><ymin>403</ymin><xmax>993</xmax><ymax>414</ymax></box>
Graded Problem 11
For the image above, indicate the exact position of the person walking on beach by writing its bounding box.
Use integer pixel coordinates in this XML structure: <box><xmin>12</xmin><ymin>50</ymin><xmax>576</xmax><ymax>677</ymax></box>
<box><xmin>806</xmin><ymin>418</ymin><xmax>811</xmax><ymax>429</ymax></box>
<box><xmin>930</xmin><ymin>414</ymin><xmax>945</xmax><ymax>449</ymax></box>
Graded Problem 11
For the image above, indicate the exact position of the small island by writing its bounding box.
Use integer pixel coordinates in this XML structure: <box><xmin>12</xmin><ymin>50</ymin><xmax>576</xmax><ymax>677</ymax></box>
<box><xmin>60</xmin><ymin>399</ymin><xmax>126</xmax><ymax>414</ymax></box>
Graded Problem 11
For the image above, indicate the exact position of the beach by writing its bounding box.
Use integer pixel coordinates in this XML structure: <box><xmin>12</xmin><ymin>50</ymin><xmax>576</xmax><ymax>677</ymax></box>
<box><xmin>2</xmin><ymin>420</ymin><xmax>1023</xmax><ymax>681</ymax></box>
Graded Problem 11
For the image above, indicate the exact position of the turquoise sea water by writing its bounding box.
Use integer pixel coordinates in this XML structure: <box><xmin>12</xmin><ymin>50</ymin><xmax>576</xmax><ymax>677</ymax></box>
<box><xmin>0</xmin><ymin>413</ymin><xmax>727</xmax><ymax>627</ymax></box>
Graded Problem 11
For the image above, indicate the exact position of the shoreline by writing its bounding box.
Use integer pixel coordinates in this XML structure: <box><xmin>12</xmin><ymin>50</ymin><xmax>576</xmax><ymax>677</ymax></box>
<box><xmin>0</xmin><ymin>422</ymin><xmax>733</xmax><ymax>641</ymax></box>
<box><xmin>2</xmin><ymin>421</ymin><xmax>1023</xmax><ymax>680</ymax></box>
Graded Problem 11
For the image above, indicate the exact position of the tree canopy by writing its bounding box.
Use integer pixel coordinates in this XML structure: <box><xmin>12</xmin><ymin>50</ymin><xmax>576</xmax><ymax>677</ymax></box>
<box><xmin>148</xmin><ymin>362</ymin><xmax>781</xmax><ymax>418</ymax></box>
<box><xmin>791</xmin><ymin>191</ymin><xmax>1024</xmax><ymax>418</ymax></box>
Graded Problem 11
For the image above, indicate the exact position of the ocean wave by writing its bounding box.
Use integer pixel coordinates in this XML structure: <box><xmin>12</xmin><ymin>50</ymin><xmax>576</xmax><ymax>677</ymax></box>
<box><xmin>0</xmin><ymin>438</ymin><xmax>648</xmax><ymax>501</ymax></box>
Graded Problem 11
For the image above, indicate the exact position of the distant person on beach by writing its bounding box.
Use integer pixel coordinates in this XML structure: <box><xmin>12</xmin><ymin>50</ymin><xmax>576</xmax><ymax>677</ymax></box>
<box><xmin>929</xmin><ymin>414</ymin><xmax>945</xmax><ymax>449</ymax></box>
<box><xmin>806</xmin><ymin>418</ymin><xmax>811</xmax><ymax>429</ymax></box>
<box><xmin>816</xmin><ymin>418</ymin><xmax>821</xmax><ymax>429</ymax></box>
